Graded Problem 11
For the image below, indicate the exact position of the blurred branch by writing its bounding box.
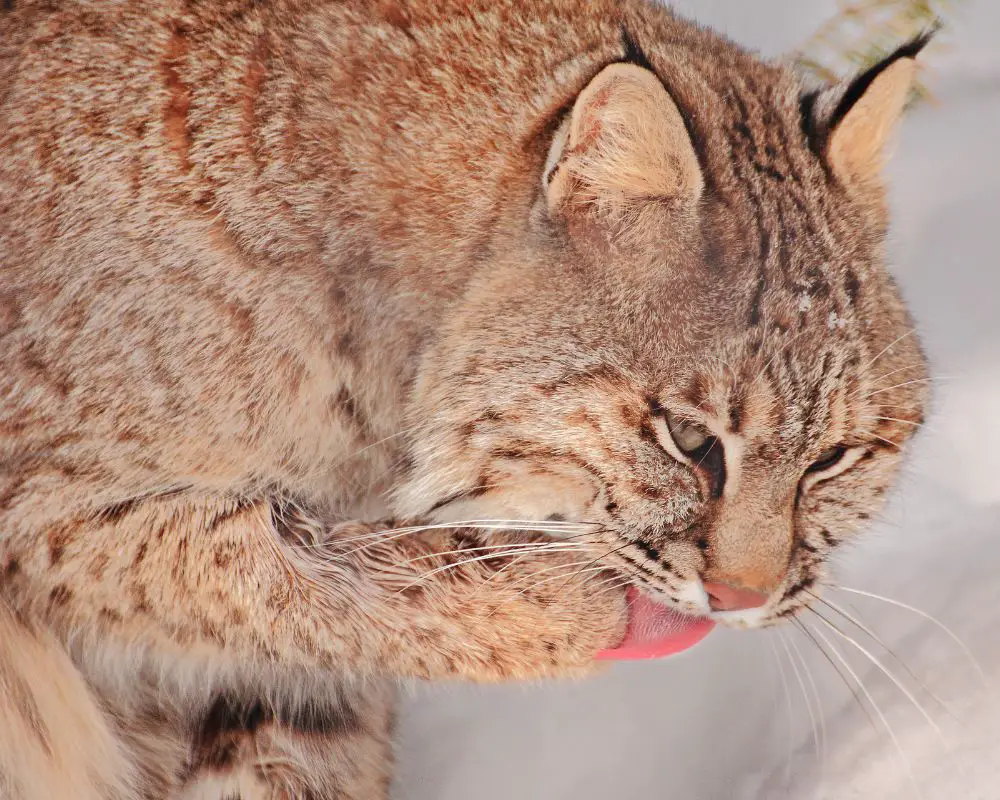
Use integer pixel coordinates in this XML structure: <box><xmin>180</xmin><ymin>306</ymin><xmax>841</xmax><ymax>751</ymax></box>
<box><xmin>797</xmin><ymin>0</ymin><xmax>964</xmax><ymax>105</ymax></box>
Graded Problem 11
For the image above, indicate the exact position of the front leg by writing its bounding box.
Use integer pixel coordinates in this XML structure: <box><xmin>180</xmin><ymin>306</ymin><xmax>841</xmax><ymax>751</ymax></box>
<box><xmin>173</xmin><ymin>681</ymin><xmax>396</xmax><ymax>800</ymax></box>
<box><xmin>4</xmin><ymin>492</ymin><xmax>627</xmax><ymax>683</ymax></box>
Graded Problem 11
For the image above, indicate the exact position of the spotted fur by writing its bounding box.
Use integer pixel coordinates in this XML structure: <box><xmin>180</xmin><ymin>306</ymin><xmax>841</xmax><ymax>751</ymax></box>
<box><xmin>0</xmin><ymin>0</ymin><xmax>928</xmax><ymax>797</ymax></box>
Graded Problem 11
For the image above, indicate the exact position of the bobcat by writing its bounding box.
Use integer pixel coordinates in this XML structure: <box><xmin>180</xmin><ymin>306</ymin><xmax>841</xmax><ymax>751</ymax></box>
<box><xmin>0</xmin><ymin>0</ymin><xmax>929</xmax><ymax>797</ymax></box>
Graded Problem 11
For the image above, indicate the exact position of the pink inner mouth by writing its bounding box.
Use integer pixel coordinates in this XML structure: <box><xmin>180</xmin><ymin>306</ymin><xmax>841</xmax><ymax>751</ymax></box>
<box><xmin>596</xmin><ymin>587</ymin><xmax>715</xmax><ymax>661</ymax></box>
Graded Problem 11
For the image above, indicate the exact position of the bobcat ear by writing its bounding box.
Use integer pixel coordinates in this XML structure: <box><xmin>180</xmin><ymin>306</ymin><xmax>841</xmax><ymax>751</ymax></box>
<box><xmin>543</xmin><ymin>62</ymin><xmax>702</xmax><ymax>237</ymax></box>
<box><xmin>803</xmin><ymin>31</ymin><xmax>933</xmax><ymax>188</ymax></box>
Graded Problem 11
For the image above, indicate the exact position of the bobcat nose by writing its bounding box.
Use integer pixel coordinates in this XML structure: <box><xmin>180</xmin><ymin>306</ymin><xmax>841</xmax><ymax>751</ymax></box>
<box><xmin>703</xmin><ymin>581</ymin><xmax>769</xmax><ymax>612</ymax></box>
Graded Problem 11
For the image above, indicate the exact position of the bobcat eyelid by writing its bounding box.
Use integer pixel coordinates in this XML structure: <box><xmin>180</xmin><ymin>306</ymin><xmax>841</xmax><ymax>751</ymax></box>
<box><xmin>664</xmin><ymin>410</ymin><xmax>710</xmax><ymax>455</ymax></box>
<box><xmin>805</xmin><ymin>445</ymin><xmax>851</xmax><ymax>477</ymax></box>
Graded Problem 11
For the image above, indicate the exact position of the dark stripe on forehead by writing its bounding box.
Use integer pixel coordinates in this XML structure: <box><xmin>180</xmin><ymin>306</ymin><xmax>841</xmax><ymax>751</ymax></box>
<box><xmin>748</xmin><ymin>272</ymin><xmax>766</xmax><ymax>326</ymax></box>
<box><xmin>727</xmin><ymin>382</ymin><xmax>745</xmax><ymax>433</ymax></box>
<box><xmin>682</xmin><ymin>372</ymin><xmax>711</xmax><ymax>409</ymax></box>
<box><xmin>844</xmin><ymin>267</ymin><xmax>861</xmax><ymax>305</ymax></box>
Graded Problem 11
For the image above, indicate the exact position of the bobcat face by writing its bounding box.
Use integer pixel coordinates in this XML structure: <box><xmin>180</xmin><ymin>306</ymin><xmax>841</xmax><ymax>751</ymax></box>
<box><xmin>394</xmin><ymin>38</ymin><xmax>929</xmax><ymax>628</ymax></box>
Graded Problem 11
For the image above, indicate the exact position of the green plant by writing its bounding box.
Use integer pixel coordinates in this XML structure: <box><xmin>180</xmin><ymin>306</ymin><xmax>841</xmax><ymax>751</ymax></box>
<box><xmin>798</xmin><ymin>0</ymin><xmax>962</xmax><ymax>104</ymax></box>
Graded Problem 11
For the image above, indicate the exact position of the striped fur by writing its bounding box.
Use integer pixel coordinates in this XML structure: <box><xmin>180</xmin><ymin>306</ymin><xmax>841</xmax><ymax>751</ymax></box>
<box><xmin>0</xmin><ymin>1</ymin><xmax>927</xmax><ymax>796</ymax></box>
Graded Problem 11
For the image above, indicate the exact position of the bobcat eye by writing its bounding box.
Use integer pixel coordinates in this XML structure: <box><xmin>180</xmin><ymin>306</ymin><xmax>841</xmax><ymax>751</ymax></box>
<box><xmin>807</xmin><ymin>446</ymin><xmax>847</xmax><ymax>474</ymax></box>
<box><xmin>665</xmin><ymin>411</ymin><xmax>710</xmax><ymax>455</ymax></box>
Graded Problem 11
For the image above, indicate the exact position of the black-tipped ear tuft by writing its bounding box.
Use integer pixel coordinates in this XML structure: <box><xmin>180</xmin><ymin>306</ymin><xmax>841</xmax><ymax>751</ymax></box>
<box><xmin>827</xmin><ymin>26</ymin><xmax>938</xmax><ymax>133</ymax></box>
<box><xmin>798</xmin><ymin>88</ymin><xmax>823</xmax><ymax>156</ymax></box>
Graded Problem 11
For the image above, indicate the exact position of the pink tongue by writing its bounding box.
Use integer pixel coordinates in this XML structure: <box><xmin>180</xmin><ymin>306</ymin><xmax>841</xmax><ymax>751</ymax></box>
<box><xmin>597</xmin><ymin>587</ymin><xmax>715</xmax><ymax>661</ymax></box>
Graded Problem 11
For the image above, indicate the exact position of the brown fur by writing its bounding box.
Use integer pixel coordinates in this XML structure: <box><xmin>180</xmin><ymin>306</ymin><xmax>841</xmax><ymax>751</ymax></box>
<box><xmin>0</xmin><ymin>0</ymin><xmax>928</xmax><ymax>796</ymax></box>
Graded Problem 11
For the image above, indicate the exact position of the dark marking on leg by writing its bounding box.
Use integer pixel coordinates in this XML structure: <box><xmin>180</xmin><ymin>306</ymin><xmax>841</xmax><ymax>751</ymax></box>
<box><xmin>490</xmin><ymin>446</ymin><xmax>526</xmax><ymax>461</ymax></box>
<box><xmin>331</xmin><ymin>385</ymin><xmax>368</xmax><ymax>432</ymax></box>
<box><xmin>95</xmin><ymin>496</ymin><xmax>143</xmax><ymax>524</ymax></box>
<box><xmin>99</xmin><ymin>608</ymin><xmax>123</xmax><ymax>624</ymax></box>
<box><xmin>2</xmin><ymin>556</ymin><xmax>19</xmax><ymax>579</ymax></box>
<box><xmin>48</xmin><ymin>584</ymin><xmax>72</xmax><ymax>608</ymax></box>
<box><xmin>0</xmin><ymin>657</ymin><xmax>51</xmax><ymax>755</ymax></box>
<box><xmin>47</xmin><ymin>530</ymin><xmax>67</xmax><ymax>566</ymax></box>
<box><xmin>208</xmin><ymin>496</ymin><xmax>255</xmax><ymax>532</ymax></box>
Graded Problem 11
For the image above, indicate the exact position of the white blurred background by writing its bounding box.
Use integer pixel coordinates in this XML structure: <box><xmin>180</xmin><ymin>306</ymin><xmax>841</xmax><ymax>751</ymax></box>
<box><xmin>392</xmin><ymin>2</ymin><xmax>1000</xmax><ymax>798</ymax></box>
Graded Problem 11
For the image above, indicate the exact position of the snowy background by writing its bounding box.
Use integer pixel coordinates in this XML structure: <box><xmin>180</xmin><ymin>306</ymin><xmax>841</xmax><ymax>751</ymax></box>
<box><xmin>393</xmin><ymin>2</ymin><xmax>1000</xmax><ymax>798</ymax></box>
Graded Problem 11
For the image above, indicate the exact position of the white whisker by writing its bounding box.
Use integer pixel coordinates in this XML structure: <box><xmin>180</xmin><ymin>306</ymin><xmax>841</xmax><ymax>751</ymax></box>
<box><xmin>862</xmin><ymin>377</ymin><xmax>944</xmax><ymax>399</ymax></box>
<box><xmin>809</xmin><ymin>622</ymin><xmax>920</xmax><ymax>798</ymax></box>
<box><xmin>860</xmin><ymin>415</ymin><xmax>923</xmax><ymax>428</ymax></box>
<box><xmin>793</xmin><ymin>619</ymin><xmax>879</xmax><ymax>736</ymax></box>
<box><xmin>490</xmin><ymin>563</ymin><xmax>610</xmax><ymax>613</ymax></box>
<box><xmin>862</xmin><ymin>329</ymin><xmax>917</xmax><ymax>371</ymax></box>
<box><xmin>785</xmin><ymin>629</ymin><xmax>828</xmax><ymax>785</ymax></box>
<box><xmin>330</xmin><ymin>426</ymin><xmax>418</xmax><ymax>470</ymax></box>
<box><xmin>778</xmin><ymin>630</ymin><xmax>822</xmax><ymax>767</ymax></box>
<box><xmin>296</xmin><ymin>519</ymin><xmax>598</xmax><ymax>558</ymax></box>
<box><xmin>866</xmin><ymin>432</ymin><xmax>903</xmax><ymax>449</ymax></box>
<box><xmin>502</xmin><ymin>556</ymin><xmax>606</xmax><ymax>594</ymax></box>
<box><xmin>808</xmin><ymin>591</ymin><xmax>955</xmax><ymax>718</ymax></box>
<box><xmin>769</xmin><ymin>636</ymin><xmax>795</xmax><ymax>790</ymax></box>
<box><xmin>396</xmin><ymin>546</ymin><xmax>590</xmax><ymax>593</ymax></box>
<box><xmin>399</xmin><ymin>541</ymin><xmax>587</xmax><ymax>566</ymax></box>
<box><xmin>812</xmin><ymin>611</ymin><xmax>947</xmax><ymax>746</ymax></box>
<box><xmin>834</xmin><ymin>586</ymin><xmax>989</xmax><ymax>688</ymax></box>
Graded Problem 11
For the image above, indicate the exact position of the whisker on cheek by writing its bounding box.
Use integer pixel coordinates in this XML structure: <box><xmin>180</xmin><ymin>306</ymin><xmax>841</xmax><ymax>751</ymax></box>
<box><xmin>865</xmin><ymin>432</ymin><xmax>903</xmax><ymax>449</ymax></box>
<box><xmin>481</xmin><ymin>528</ymin><xmax>613</xmax><ymax>584</ymax></box>
<box><xmin>833</xmin><ymin>586</ymin><xmax>989</xmax><ymax>688</ymax></box>
<box><xmin>485</xmin><ymin>555</ymin><xmax>599</xmax><ymax>595</ymax></box>
<box><xmin>486</xmin><ymin>563</ymin><xmax>612</xmax><ymax>615</ymax></box>
<box><xmin>398</xmin><ymin>541</ymin><xmax>589</xmax><ymax>566</ymax></box>
<box><xmin>807</xmin><ymin>620</ymin><xmax>919</xmax><ymax>794</ymax></box>
<box><xmin>860</xmin><ymin>415</ymin><xmax>923</xmax><ymax>428</ymax></box>
<box><xmin>805</xmin><ymin>590</ymin><xmax>953</xmax><ymax>717</ymax></box>
<box><xmin>768</xmin><ymin>635</ymin><xmax>796</xmax><ymax>789</ymax></box>
<box><xmin>861</xmin><ymin>376</ymin><xmax>946</xmax><ymax>400</ymax></box>
<box><xmin>291</xmin><ymin>518</ymin><xmax>598</xmax><ymax>556</ymax></box>
<box><xmin>861</xmin><ymin>329</ymin><xmax>918</xmax><ymax>372</ymax></box>
<box><xmin>782</xmin><ymin>629</ymin><xmax>828</xmax><ymax>774</ymax></box>
<box><xmin>394</xmin><ymin>545</ymin><xmax>596</xmax><ymax>594</ymax></box>
<box><xmin>792</xmin><ymin>618</ymin><xmax>879</xmax><ymax>735</ymax></box>
<box><xmin>810</xmin><ymin>608</ymin><xmax>947</xmax><ymax>747</ymax></box>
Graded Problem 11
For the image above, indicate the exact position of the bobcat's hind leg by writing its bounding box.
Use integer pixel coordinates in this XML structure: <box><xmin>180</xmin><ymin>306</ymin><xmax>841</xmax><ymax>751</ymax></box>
<box><xmin>0</xmin><ymin>603</ymin><xmax>137</xmax><ymax>800</ymax></box>
<box><xmin>175</xmin><ymin>682</ymin><xmax>395</xmax><ymax>800</ymax></box>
